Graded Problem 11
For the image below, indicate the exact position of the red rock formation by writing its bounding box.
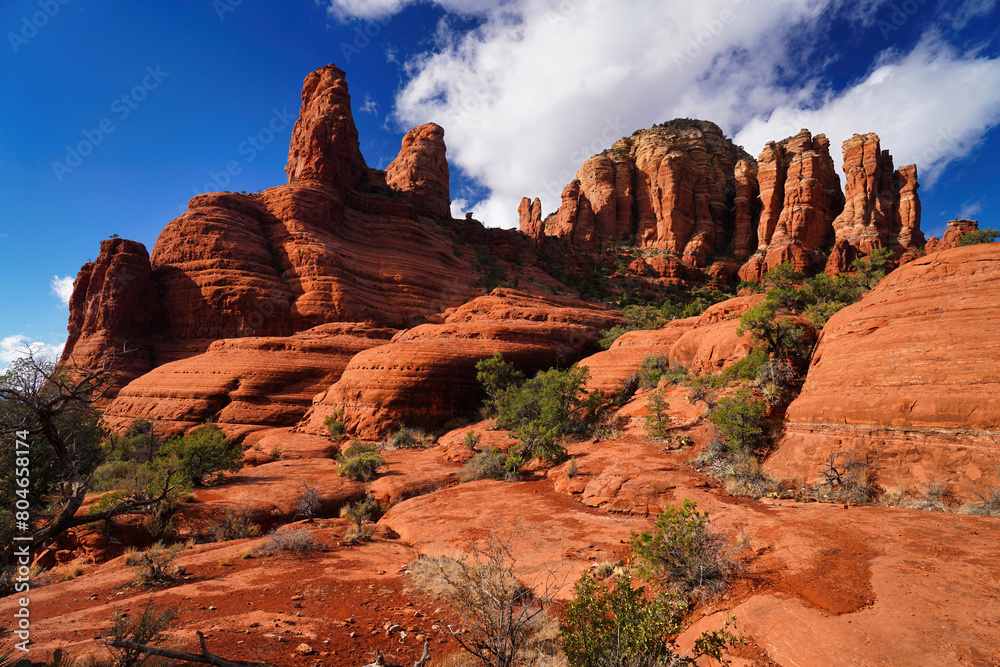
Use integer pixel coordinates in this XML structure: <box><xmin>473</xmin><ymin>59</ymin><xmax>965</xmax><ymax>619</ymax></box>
<box><xmin>517</xmin><ymin>196</ymin><xmax>543</xmax><ymax>238</ymax></box>
<box><xmin>540</xmin><ymin>121</ymin><xmax>755</xmax><ymax>266</ymax></box>
<box><xmin>769</xmin><ymin>243</ymin><xmax>1000</xmax><ymax>498</ymax></box>
<box><xmin>302</xmin><ymin>290</ymin><xmax>620</xmax><ymax>438</ymax></box>
<box><xmin>60</xmin><ymin>239</ymin><xmax>164</xmax><ymax>388</ymax></box>
<box><xmin>924</xmin><ymin>218</ymin><xmax>979</xmax><ymax>254</ymax></box>
<box><xmin>62</xmin><ymin>64</ymin><xmax>488</xmax><ymax>391</ymax></box>
<box><xmin>738</xmin><ymin>131</ymin><xmax>843</xmax><ymax>281</ymax></box>
<box><xmin>825</xmin><ymin>133</ymin><xmax>923</xmax><ymax>273</ymax></box>
<box><xmin>102</xmin><ymin>323</ymin><xmax>396</xmax><ymax>438</ymax></box>
<box><xmin>731</xmin><ymin>158</ymin><xmax>759</xmax><ymax>259</ymax></box>
<box><xmin>385</xmin><ymin>122</ymin><xmax>451</xmax><ymax>220</ymax></box>
<box><xmin>285</xmin><ymin>64</ymin><xmax>366</xmax><ymax>189</ymax></box>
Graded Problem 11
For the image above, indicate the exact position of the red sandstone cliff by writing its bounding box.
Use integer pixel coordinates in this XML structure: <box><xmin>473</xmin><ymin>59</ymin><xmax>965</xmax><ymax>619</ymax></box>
<box><xmin>825</xmin><ymin>133</ymin><xmax>924</xmax><ymax>273</ymax></box>
<box><xmin>768</xmin><ymin>243</ymin><xmax>1000</xmax><ymax>498</ymax></box>
<box><xmin>738</xmin><ymin>130</ymin><xmax>844</xmax><ymax>281</ymax></box>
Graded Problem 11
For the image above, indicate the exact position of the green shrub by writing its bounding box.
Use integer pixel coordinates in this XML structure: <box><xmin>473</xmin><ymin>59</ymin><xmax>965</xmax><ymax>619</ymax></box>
<box><xmin>958</xmin><ymin>228</ymin><xmax>1000</xmax><ymax>246</ymax></box>
<box><xmin>324</xmin><ymin>411</ymin><xmax>346</xmax><ymax>440</ymax></box>
<box><xmin>342</xmin><ymin>439</ymin><xmax>380</xmax><ymax>458</ymax></box>
<box><xmin>460</xmin><ymin>447</ymin><xmax>511</xmax><ymax>482</ymax></box>
<box><xmin>632</xmin><ymin>354</ymin><xmax>670</xmax><ymax>390</ymax></box>
<box><xmin>338</xmin><ymin>451</ymin><xmax>385</xmax><ymax>482</ymax></box>
<box><xmin>644</xmin><ymin>390</ymin><xmax>671</xmax><ymax>440</ymax></box>
<box><xmin>388</xmin><ymin>425</ymin><xmax>428</xmax><ymax>449</ymax></box>
<box><xmin>476</xmin><ymin>352</ymin><xmax>525</xmax><ymax>412</ymax></box>
<box><xmin>463</xmin><ymin>430</ymin><xmax>482</xmax><ymax>451</ymax></box>
<box><xmin>561</xmin><ymin>572</ymin><xmax>737</xmax><ymax>667</ymax></box>
<box><xmin>156</xmin><ymin>422</ymin><xmax>243</xmax><ymax>487</ymax></box>
<box><xmin>709</xmin><ymin>389</ymin><xmax>768</xmax><ymax>452</ymax></box>
<box><xmin>630</xmin><ymin>499</ymin><xmax>735</xmax><ymax>598</ymax></box>
<box><xmin>495</xmin><ymin>365</ymin><xmax>602</xmax><ymax>464</ymax></box>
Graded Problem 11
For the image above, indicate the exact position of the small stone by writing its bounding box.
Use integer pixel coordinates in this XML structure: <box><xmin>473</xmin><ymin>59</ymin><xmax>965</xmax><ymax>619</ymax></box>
<box><xmin>348</xmin><ymin>632</ymin><xmax>356</xmax><ymax>638</ymax></box>
<box><xmin>296</xmin><ymin>644</ymin><xmax>314</xmax><ymax>656</ymax></box>
<box><xmin>209</xmin><ymin>606</ymin><xmax>217</xmax><ymax>611</ymax></box>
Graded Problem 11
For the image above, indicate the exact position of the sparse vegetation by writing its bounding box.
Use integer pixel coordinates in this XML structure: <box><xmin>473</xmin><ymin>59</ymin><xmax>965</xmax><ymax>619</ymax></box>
<box><xmin>598</xmin><ymin>287</ymin><xmax>735</xmax><ymax>349</ymax></box>
<box><xmin>212</xmin><ymin>503</ymin><xmax>262</xmax><ymax>541</ymax></box>
<box><xmin>129</xmin><ymin>541</ymin><xmax>185</xmax><ymax>586</ymax></box>
<box><xmin>102</xmin><ymin>600</ymin><xmax>179</xmax><ymax>667</ymax></box>
<box><xmin>460</xmin><ymin>447</ymin><xmax>514</xmax><ymax>483</ymax></box>
<box><xmin>157</xmin><ymin>421</ymin><xmax>243</xmax><ymax>487</ymax></box>
<box><xmin>959</xmin><ymin>488</ymin><xmax>1000</xmax><ymax>516</ymax></box>
<box><xmin>643</xmin><ymin>390</ymin><xmax>672</xmax><ymax>440</ymax></box>
<box><xmin>476</xmin><ymin>352</ymin><xmax>525</xmax><ymax>414</ymax></box>
<box><xmin>709</xmin><ymin>389</ymin><xmax>768</xmax><ymax>452</ymax></box>
<box><xmin>256</xmin><ymin>528</ymin><xmax>320</xmax><ymax>554</ymax></box>
<box><xmin>630</xmin><ymin>499</ymin><xmax>736</xmax><ymax>599</ymax></box>
<box><xmin>463</xmin><ymin>430</ymin><xmax>482</xmax><ymax>451</ymax></box>
<box><xmin>958</xmin><ymin>227</ymin><xmax>999</xmax><ymax>246</ymax></box>
<box><xmin>324</xmin><ymin>410</ymin><xmax>346</xmax><ymax>440</ymax></box>
<box><xmin>296</xmin><ymin>483</ymin><xmax>322</xmax><ymax>521</ymax></box>
<box><xmin>494</xmin><ymin>364</ymin><xmax>604</xmax><ymax>466</ymax></box>
<box><xmin>338</xmin><ymin>440</ymin><xmax>386</xmax><ymax>481</ymax></box>
<box><xmin>562</xmin><ymin>571</ymin><xmax>737</xmax><ymax>667</ymax></box>
<box><xmin>388</xmin><ymin>424</ymin><xmax>432</xmax><ymax>449</ymax></box>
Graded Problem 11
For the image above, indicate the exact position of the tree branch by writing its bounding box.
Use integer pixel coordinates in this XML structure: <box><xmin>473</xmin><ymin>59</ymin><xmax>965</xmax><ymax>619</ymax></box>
<box><xmin>110</xmin><ymin>631</ymin><xmax>275</xmax><ymax>667</ymax></box>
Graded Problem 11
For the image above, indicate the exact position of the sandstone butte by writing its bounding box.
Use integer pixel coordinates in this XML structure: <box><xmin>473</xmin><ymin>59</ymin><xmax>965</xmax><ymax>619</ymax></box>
<box><xmin>521</xmin><ymin>125</ymin><xmax>924</xmax><ymax>284</ymax></box>
<box><xmin>39</xmin><ymin>62</ymin><xmax>1000</xmax><ymax>667</ymax></box>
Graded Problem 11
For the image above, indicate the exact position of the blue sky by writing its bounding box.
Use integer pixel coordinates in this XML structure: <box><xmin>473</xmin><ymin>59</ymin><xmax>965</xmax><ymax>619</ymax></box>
<box><xmin>1</xmin><ymin>0</ymin><xmax>998</xmax><ymax>368</ymax></box>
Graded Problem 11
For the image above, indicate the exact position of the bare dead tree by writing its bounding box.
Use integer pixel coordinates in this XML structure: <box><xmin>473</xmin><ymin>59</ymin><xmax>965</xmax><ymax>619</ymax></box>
<box><xmin>360</xmin><ymin>641</ymin><xmax>431</xmax><ymax>667</ymax></box>
<box><xmin>0</xmin><ymin>349</ymin><xmax>185</xmax><ymax>565</ymax></box>
<box><xmin>110</xmin><ymin>631</ymin><xmax>276</xmax><ymax>667</ymax></box>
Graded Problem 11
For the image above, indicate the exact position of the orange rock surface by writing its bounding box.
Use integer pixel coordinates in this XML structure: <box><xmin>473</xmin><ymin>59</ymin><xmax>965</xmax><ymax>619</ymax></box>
<box><xmin>385</xmin><ymin>122</ymin><xmax>451</xmax><ymax>220</ymax></box>
<box><xmin>739</xmin><ymin>130</ymin><xmax>843</xmax><ymax>281</ymax></box>
<box><xmin>302</xmin><ymin>289</ymin><xmax>621</xmax><ymax>438</ymax></box>
<box><xmin>924</xmin><ymin>218</ymin><xmax>980</xmax><ymax>254</ymax></box>
<box><xmin>101</xmin><ymin>323</ymin><xmax>396</xmax><ymax>437</ymax></box>
<box><xmin>825</xmin><ymin>133</ymin><xmax>924</xmax><ymax>273</ymax></box>
<box><xmin>769</xmin><ymin>243</ymin><xmax>1000</xmax><ymax>497</ymax></box>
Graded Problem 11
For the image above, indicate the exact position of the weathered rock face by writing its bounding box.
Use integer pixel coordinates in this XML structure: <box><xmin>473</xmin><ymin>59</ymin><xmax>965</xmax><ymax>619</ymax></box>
<box><xmin>738</xmin><ymin>131</ymin><xmax>843</xmax><ymax>281</ymax></box>
<box><xmin>577</xmin><ymin>295</ymin><xmax>764</xmax><ymax>394</ymax></box>
<box><xmin>825</xmin><ymin>133</ymin><xmax>924</xmax><ymax>273</ymax></box>
<box><xmin>62</xmin><ymin>64</ymin><xmax>485</xmax><ymax>389</ymax></box>
<box><xmin>102</xmin><ymin>323</ymin><xmax>396</xmax><ymax>438</ymax></box>
<box><xmin>285</xmin><ymin>64</ymin><xmax>366</xmax><ymax>189</ymax></box>
<box><xmin>768</xmin><ymin>244</ymin><xmax>1000</xmax><ymax>498</ymax></box>
<box><xmin>301</xmin><ymin>290</ymin><xmax>621</xmax><ymax>438</ymax></box>
<box><xmin>517</xmin><ymin>197</ymin><xmax>544</xmax><ymax>239</ymax></box>
<box><xmin>543</xmin><ymin>120</ymin><xmax>754</xmax><ymax>265</ymax></box>
<box><xmin>385</xmin><ymin>123</ymin><xmax>451</xmax><ymax>220</ymax></box>
<box><xmin>60</xmin><ymin>239</ymin><xmax>165</xmax><ymax>393</ymax></box>
<box><xmin>924</xmin><ymin>218</ymin><xmax>979</xmax><ymax>254</ymax></box>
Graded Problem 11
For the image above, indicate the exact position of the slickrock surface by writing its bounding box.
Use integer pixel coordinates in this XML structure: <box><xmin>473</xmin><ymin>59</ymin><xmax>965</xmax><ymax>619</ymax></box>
<box><xmin>577</xmin><ymin>295</ymin><xmax>764</xmax><ymax>394</ymax></box>
<box><xmin>301</xmin><ymin>290</ymin><xmax>620</xmax><ymax>438</ymax></box>
<box><xmin>101</xmin><ymin>324</ymin><xmax>396</xmax><ymax>437</ymax></box>
<box><xmin>769</xmin><ymin>243</ymin><xmax>1000</xmax><ymax>497</ymax></box>
<box><xmin>826</xmin><ymin>133</ymin><xmax>924</xmax><ymax>273</ymax></box>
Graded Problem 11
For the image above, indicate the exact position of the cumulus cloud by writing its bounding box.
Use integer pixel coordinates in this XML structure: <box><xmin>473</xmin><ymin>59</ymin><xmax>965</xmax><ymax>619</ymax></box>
<box><xmin>329</xmin><ymin>0</ymin><xmax>1000</xmax><ymax>228</ymax></box>
<box><xmin>51</xmin><ymin>275</ymin><xmax>74</xmax><ymax>307</ymax></box>
<box><xmin>735</xmin><ymin>34</ymin><xmax>1000</xmax><ymax>186</ymax></box>
<box><xmin>0</xmin><ymin>335</ymin><xmax>64</xmax><ymax>374</ymax></box>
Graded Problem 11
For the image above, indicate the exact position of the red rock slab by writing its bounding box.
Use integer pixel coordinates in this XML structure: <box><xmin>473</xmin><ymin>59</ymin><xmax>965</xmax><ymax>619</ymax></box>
<box><xmin>770</xmin><ymin>243</ymin><xmax>1000</xmax><ymax>498</ymax></box>
<box><xmin>381</xmin><ymin>478</ymin><xmax>650</xmax><ymax>600</ymax></box>
<box><xmin>101</xmin><ymin>323</ymin><xmax>395</xmax><ymax>437</ymax></box>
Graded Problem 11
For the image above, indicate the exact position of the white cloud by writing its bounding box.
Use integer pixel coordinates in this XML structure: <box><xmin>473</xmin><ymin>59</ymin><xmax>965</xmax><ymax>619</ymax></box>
<box><xmin>0</xmin><ymin>335</ymin><xmax>65</xmax><ymax>374</ymax></box>
<box><xmin>735</xmin><ymin>34</ymin><xmax>1000</xmax><ymax>186</ymax></box>
<box><xmin>328</xmin><ymin>0</ymin><xmax>1000</xmax><ymax>228</ymax></box>
<box><xmin>959</xmin><ymin>200</ymin><xmax>983</xmax><ymax>219</ymax></box>
<box><xmin>360</xmin><ymin>92</ymin><xmax>379</xmax><ymax>115</ymax></box>
<box><xmin>51</xmin><ymin>275</ymin><xmax>74</xmax><ymax>307</ymax></box>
